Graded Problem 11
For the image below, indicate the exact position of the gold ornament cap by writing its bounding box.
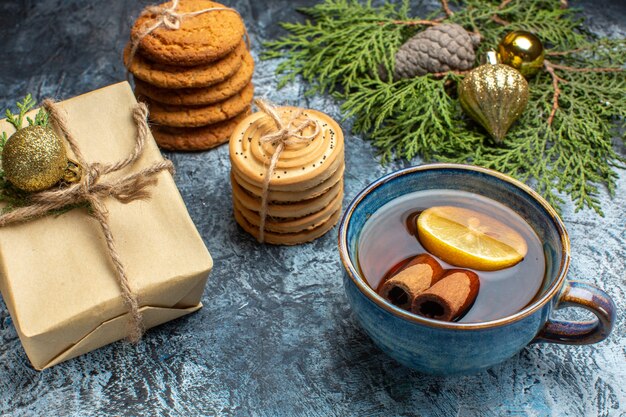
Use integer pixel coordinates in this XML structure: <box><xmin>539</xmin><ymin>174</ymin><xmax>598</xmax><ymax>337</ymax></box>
<box><xmin>497</xmin><ymin>30</ymin><xmax>544</xmax><ymax>77</ymax></box>
<box><xmin>2</xmin><ymin>126</ymin><xmax>69</xmax><ymax>192</ymax></box>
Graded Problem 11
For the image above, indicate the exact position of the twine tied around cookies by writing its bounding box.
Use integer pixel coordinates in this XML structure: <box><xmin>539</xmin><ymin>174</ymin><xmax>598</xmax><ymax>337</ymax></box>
<box><xmin>255</xmin><ymin>99</ymin><xmax>321</xmax><ymax>243</ymax></box>
<box><xmin>125</xmin><ymin>0</ymin><xmax>250</xmax><ymax>73</ymax></box>
<box><xmin>0</xmin><ymin>100</ymin><xmax>174</xmax><ymax>343</ymax></box>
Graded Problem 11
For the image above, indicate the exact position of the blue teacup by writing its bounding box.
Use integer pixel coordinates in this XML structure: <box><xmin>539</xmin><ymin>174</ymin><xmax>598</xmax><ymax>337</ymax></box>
<box><xmin>338</xmin><ymin>164</ymin><xmax>616</xmax><ymax>375</ymax></box>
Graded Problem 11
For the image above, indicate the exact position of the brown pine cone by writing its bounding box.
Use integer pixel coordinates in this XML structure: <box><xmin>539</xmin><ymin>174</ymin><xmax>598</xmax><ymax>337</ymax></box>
<box><xmin>393</xmin><ymin>23</ymin><xmax>481</xmax><ymax>79</ymax></box>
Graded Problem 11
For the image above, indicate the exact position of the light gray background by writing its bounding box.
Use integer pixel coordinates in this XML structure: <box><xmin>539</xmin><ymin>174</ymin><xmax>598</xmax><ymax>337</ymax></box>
<box><xmin>0</xmin><ymin>0</ymin><xmax>624</xmax><ymax>416</ymax></box>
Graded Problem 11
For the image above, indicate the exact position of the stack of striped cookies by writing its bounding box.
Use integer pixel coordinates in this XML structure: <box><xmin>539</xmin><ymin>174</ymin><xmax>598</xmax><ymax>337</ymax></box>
<box><xmin>125</xmin><ymin>0</ymin><xmax>253</xmax><ymax>151</ymax></box>
<box><xmin>229</xmin><ymin>106</ymin><xmax>345</xmax><ymax>245</ymax></box>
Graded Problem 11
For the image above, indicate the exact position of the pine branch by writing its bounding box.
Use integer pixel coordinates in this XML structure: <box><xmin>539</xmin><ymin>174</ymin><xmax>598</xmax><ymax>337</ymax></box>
<box><xmin>262</xmin><ymin>0</ymin><xmax>413</xmax><ymax>93</ymax></box>
<box><xmin>441</xmin><ymin>0</ymin><xmax>454</xmax><ymax>17</ymax></box>
<box><xmin>33</xmin><ymin>107</ymin><xmax>49</xmax><ymax>127</ymax></box>
<box><xmin>5</xmin><ymin>94</ymin><xmax>36</xmax><ymax>130</ymax></box>
<box><xmin>263</xmin><ymin>0</ymin><xmax>626</xmax><ymax>214</ymax></box>
<box><xmin>3</xmin><ymin>94</ymin><xmax>48</xmax><ymax>132</ymax></box>
<box><xmin>543</xmin><ymin>60</ymin><xmax>565</xmax><ymax>126</ymax></box>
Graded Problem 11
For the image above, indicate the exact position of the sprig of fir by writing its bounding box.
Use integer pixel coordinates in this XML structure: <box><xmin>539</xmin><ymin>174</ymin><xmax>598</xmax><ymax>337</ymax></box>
<box><xmin>262</xmin><ymin>0</ymin><xmax>626</xmax><ymax>215</ymax></box>
<box><xmin>1</xmin><ymin>94</ymin><xmax>49</xmax><ymax>153</ymax></box>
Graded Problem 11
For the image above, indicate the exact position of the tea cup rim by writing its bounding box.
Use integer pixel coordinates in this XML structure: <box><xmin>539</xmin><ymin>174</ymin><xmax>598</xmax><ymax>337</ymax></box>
<box><xmin>338</xmin><ymin>163</ymin><xmax>571</xmax><ymax>330</ymax></box>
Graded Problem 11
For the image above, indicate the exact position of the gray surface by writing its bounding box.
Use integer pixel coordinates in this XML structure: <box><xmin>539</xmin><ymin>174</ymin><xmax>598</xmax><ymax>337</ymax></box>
<box><xmin>0</xmin><ymin>0</ymin><xmax>624</xmax><ymax>416</ymax></box>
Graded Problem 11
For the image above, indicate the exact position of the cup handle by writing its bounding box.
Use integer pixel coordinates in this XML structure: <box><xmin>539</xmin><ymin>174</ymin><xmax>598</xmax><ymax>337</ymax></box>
<box><xmin>533</xmin><ymin>281</ymin><xmax>616</xmax><ymax>345</ymax></box>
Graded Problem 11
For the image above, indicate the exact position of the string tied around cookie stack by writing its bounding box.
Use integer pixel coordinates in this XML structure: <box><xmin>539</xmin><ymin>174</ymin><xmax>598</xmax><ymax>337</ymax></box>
<box><xmin>0</xmin><ymin>100</ymin><xmax>174</xmax><ymax>343</ymax></box>
<box><xmin>125</xmin><ymin>0</ymin><xmax>250</xmax><ymax>74</ymax></box>
<box><xmin>255</xmin><ymin>99</ymin><xmax>321</xmax><ymax>243</ymax></box>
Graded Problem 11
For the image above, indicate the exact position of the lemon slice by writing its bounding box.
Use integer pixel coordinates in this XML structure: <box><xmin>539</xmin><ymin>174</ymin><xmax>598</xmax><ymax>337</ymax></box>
<box><xmin>417</xmin><ymin>206</ymin><xmax>528</xmax><ymax>271</ymax></box>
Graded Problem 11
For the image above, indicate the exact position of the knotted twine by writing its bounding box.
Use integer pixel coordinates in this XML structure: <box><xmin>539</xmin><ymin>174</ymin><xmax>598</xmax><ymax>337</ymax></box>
<box><xmin>0</xmin><ymin>100</ymin><xmax>174</xmax><ymax>343</ymax></box>
<box><xmin>125</xmin><ymin>0</ymin><xmax>250</xmax><ymax>73</ymax></box>
<box><xmin>254</xmin><ymin>99</ymin><xmax>321</xmax><ymax>243</ymax></box>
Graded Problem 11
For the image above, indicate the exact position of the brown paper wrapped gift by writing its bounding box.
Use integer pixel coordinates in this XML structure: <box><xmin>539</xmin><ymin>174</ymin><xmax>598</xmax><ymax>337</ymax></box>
<box><xmin>0</xmin><ymin>82</ymin><xmax>213</xmax><ymax>370</ymax></box>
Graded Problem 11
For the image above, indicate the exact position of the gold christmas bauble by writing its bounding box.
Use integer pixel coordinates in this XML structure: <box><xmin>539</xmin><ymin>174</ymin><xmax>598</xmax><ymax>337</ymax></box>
<box><xmin>497</xmin><ymin>30</ymin><xmax>544</xmax><ymax>77</ymax></box>
<box><xmin>459</xmin><ymin>55</ymin><xmax>529</xmax><ymax>143</ymax></box>
<box><xmin>2</xmin><ymin>126</ymin><xmax>69</xmax><ymax>192</ymax></box>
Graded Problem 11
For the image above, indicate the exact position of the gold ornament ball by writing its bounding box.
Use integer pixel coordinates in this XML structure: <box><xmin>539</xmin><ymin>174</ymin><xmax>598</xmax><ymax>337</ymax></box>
<box><xmin>459</xmin><ymin>60</ymin><xmax>529</xmax><ymax>143</ymax></box>
<box><xmin>497</xmin><ymin>31</ymin><xmax>544</xmax><ymax>77</ymax></box>
<box><xmin>2</xmin><ymin>126</ymin><xmax>68</xmax><ymax>192</ymax></box>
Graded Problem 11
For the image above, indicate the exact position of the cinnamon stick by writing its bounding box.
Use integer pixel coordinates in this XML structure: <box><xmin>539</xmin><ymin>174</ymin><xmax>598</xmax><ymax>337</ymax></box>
<box><xmin>379</xmin><ymin>254</ymin><xmax>444</xmax><ymax>310</ymax></box>
<box><xmin>411</xmin><ymin>270</ymin><xmax>480</xmax><ymax>321</ymax></box>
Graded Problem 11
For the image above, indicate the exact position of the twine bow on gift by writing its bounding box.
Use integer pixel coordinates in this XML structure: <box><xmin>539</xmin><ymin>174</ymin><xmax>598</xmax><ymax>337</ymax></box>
<box><xmin>0</xmin><ymin>100</ymin><xmax>174</xmax><ymax>343</ymax></box>
<box><xmin>125</xmin><ymin>0</ymin><xmax>250</xmax><ymax>72</ymax></box>
<box><xmin>255</xmin><ymin>99</ymin><xmax>321</xmax><ymax>243</ymax></box>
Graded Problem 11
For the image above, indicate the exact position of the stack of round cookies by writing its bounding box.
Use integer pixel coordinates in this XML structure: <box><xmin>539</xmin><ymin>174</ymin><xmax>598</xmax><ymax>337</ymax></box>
<box><xmin>230</xmin><ymin>106</ymin><xmax>345</xmax><ymax>245</ymax></box>
<box><xmin>125</xmin><ymin>0</ymin><xmax>253</xmax><ymax>151</ymax></box>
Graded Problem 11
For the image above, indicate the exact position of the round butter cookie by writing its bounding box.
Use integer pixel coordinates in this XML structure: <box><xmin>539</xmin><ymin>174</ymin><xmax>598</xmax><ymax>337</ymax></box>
<box><xmin>135</xmin><ymin>52</ymin><xmax>254</xmax><ymax>106</ymax></box>
<box><xmin>131</xmin><ymin>0</ymin><xmax>245</xmax><ymax>66</ymax></box>
<box><xmin>233</xmin><ymin>183</ymin><xmax>343</xmax><ymax>233</ymax></box>
<box><xmin>141</xmin><ymin>82</ymin><xmax>254</xmax><ymax>127</ymax></box>
<box><xmin>232</xmin><ymin>162</ymin><xmax>344</xmax><ymax>203</ymax></box>
<box><xmin>229</xmin><ymin>107</ymin><xmax>344</xmax><ymax>191</ymax></box>
<box><xmin>232</xmin><ymin>178</ymin><xmax>342</xmax><ymax>219</ymax></box>
<box><xmin>125</xmin><ymin>41</ymin><xmax>246</xmax><ymax>89</ymax></box>
<box><xmin>152</xmin><ymin>109</ymin><xmax>251</xmax><ymax>151</ymax></box>
<box><xmin>234</xmin><ymin>204</ymin><xmax>342</xmax><ymax>246</ymax></box>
